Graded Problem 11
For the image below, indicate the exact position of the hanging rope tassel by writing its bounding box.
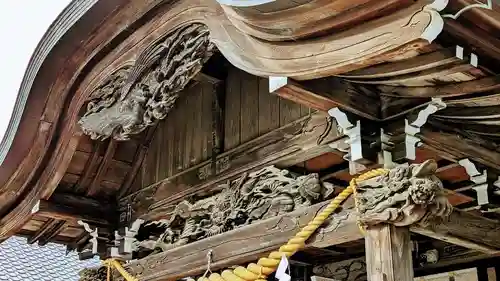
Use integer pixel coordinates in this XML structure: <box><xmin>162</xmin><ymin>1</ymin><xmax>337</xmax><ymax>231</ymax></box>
<box><xmin>106</xmin><ymin>168</ymin><xmax>388</xmax><ymax>281</ymax></box>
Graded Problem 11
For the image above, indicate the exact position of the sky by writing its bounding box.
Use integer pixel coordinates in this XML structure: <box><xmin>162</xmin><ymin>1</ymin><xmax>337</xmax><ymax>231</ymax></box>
<box><xmin>0</xmin><ymin>0</ymin><xmax>72</xmax><ymax>141</ymax></box>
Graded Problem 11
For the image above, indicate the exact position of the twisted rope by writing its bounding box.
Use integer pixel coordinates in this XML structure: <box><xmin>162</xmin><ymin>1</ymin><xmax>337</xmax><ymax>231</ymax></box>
<box><xmin>106</xmin><ymin>168</ymin><xmax>388</xmax><ymax>281</ymax></box>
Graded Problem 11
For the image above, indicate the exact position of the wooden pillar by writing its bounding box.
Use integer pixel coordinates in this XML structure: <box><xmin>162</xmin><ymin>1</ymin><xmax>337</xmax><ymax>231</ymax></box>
<box><xmin>365</xmin><ymin>224</ymin><xmax>413</xmax><ymax>281</ymax></box>
<box><xmin>354</xmin><ymin>160</ymin><xmax>452</xmax><ymax>281</ymax></box>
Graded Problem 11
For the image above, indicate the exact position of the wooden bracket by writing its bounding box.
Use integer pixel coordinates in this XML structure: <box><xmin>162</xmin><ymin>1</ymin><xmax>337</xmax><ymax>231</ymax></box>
<box><xmin>459</xmin><ymin>159</ymin><xmax>490</xmax><ymax>206</ymax></box>
<box><xmin>115</xmin><ymin>219</ymin><xmax>145</xmax><ymax>257</ymax></box>
<box><xmin>328</xmin><ymin>107</ymin><xmax>363</xmax><ymax>162</ymax></box>
<box><xmin>77</xmin><ymin>220</ymin><xmax>99</xmax><ymax>257</ymax></box>
<box><xmin>405</xmin><ymin>98</ymin><xmax>446</xmax><ymax>160</ymax></box>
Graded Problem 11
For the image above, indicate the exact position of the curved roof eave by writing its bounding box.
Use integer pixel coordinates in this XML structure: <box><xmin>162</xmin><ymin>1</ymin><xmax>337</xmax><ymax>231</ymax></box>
<box><xmin>0</xmin><ymin>0</ymin><xmax>98</xmax><ymax>165</ymax></box>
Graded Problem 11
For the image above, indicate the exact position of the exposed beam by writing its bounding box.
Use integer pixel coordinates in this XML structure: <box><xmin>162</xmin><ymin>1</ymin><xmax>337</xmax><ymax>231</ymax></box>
<box><xmin>411</xmin><ymin>209</ymin><xmax>500</xmax><ymax>254</ymax></box>
<box><xmin>37</xmin><ymin>220</ymin><xmax>66</xmax><ymax>246</ymax></box>
<box><xmin>123</xmin><ymin>112</ymin><xmax>342</xmax><ymax>222</ymax></box>
<box><xmin>27</xmin><ymin>218</ymin><xmax>65</xmax><ymax>245</ymax></box>
<box><xmin>121</xmin><ymin>201</ymin><xmax>500</xmax><ymax>280</ymax></box>
<box><xmin>271</xmin><ymin>77</ymin><xmax>380</xmax><ymax>120</ymax></box>
<box><xmin>122</xmin><ymin>199</ymin><xmax>362</xmax><ymax>281</ymax></box>
<box><xmin>75</xmin><ymin>141</ymin><xmax>103</xmax><ymax>194</ymax></box>
<box><xmin>118</xmin><ymin>125</ymin><xmax>158</xmax><ymax>198</ymax></box>
<box><xmin>31</xmin><ymin>195</ymin><xmax>111</xmax><ymax>226</ymax></box>
<box><xmin>421</xmin><ymin>129</ymin><xmax>500</xmax><ymax>171</ymax></box>
<box><xmin>378</xmin><ymin>75</ymin><xmax>500</xmax><ymax>98</ymax></box>
<box><xmin>87</xmin><ymin>139</ymin><xmax>117</xmax><ymax>196</ymax></box>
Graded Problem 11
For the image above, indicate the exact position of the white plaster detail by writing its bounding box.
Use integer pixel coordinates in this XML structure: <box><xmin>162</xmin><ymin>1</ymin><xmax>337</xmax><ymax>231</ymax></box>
<box><xmin>426</xmin><ymin>0</ymin><xmax>449</xmax><ymax>11</ymax></box>
<box><xmin>405</xmin><ymin>98</ymin><xmax>446</xmax><ymax>160</ymax></box>
<box><xmin>458</xmin><ymin>158</ymin><xmax>489</xmax><ymax>206</ymax></box>
<box><xmin>456</xmin><ymin>45</ymin><xmax>464</xmax><ymax>59</ymax></box>
<box><xmin>421</xmin><ymin>0</ymin><xmax>449</xmax><ymax>42</ymax></box>
<box><xmin>269</xmin><ymin>76</ymin><xmax>288</xmax><ymax>93</ymax></box>
<box><xmin>78</xmin><ymin>220</ymin><xmax>99</xmax><ymax>255</ymax></box>
<box><xmin>470</xmin><ymin>53</ymin><xmax>478</xmax><ymax>67</ymax></box>
<box><xmin>328</xmin><ymin>108</ymin><xmax>363</xmax><ymax>162</ymax></box>
<box><xmin>442</xmin><ymin>0</ymin><xmax>492</xmax><ymax>20</ymax></box>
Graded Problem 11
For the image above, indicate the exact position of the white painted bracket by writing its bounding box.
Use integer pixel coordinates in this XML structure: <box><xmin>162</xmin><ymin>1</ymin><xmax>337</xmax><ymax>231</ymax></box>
<box><xmin>455</xmin><ymin>45</ymin><xmax>479</xmax><ymax>67</ymax></box>
<box><xmin>78</xmin><ymin>220</ymin><xmax>99</xmax><ymax>255</ymax></box>
<box><xmin>269</xmin><ymin>76</ymin><xmax>288</xmax><ymax>93</ymax></box>
<box><xmin>405</xmin><ymin>98</ymin><xmax>447</xmax><ymax>160</ymax></box>
<box><xmin>380</xmin><ymin>129</ymin><xmax>396</xmax><ymax>169</ymax></box>
<box><xmin>328</xmin><ymin>107</ymin><xmax>363</xmax><ymax>162</ymax></box>
<box><xmin>458</xmin><ymin>159</ymin><xmax>489</xmax><ymax>206</ymax></box>
<box><xmin>112</xmin><ymin>219</ymin><xmax>145</xmax><ymax>259</ymax></box>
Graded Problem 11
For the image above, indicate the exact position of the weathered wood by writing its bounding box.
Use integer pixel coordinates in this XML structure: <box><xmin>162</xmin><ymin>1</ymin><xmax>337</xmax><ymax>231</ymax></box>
<box><xmin>75</xmin><ymin>141</ymin><xmax>103</xmax><ymax>194</ymax></box>
<box><xmin>122</xmin><ymin>199</ymin><xmax>362</xmax><ymax>281</ymax></box>
<box><xmin>31</xmin><ymin>198</ymin><xmax>110</xmax><ymax>226</ymax></box>
<box><xmin>411</xmin><ymin>209</ymin><xmax>500</xmax><ymax>254</ymax></box>
<box><xmin>27</xmin><ymin>218</ymin><xmax>62</xmax><ymax>244</ymax></box>
<box><xmin>365</xmin><ymin>225</ymin><xmax>413</xmax><ymax>281</ymax></box>
<box><xmin>37</xmin><ymin>220</ymin><xmax>66</xmax><ymax>246</ymax></box>
<box><xmin>224</xmin><ymin>66</ymin><xmax>242</xmax><ymax>151</ymax></box>
<box><xmin>272</xmin><ymin>77</ymin><xmax>380</xmax><ymax>120</ymax></box>
<box><xmin>122</xmin><ymin>202</ymin><xmax>500</xmax><ymax>280</ymax></box>
<box><xmin>378</xmin><ymin>75</ymin><xmax>500</xmax><ymax>98</ymax></box>
<box><xmin>124</xmin><ymin>112</ymin><xmax>341</xmax><ymax>221</ymax></box>
<box><xmin>420</xmin><ymin>130</ymin><xmax>500</xmax><ymax>171</ymax></box>
<box><xmin>87</xmin><ymin>139</ymin><xmax>117</xmax><ymax>196</ymax></box>
<box><xmin>118</xmin><ymin>125</ymin><xmax>158</xmax><ymax>198</ymax></box>
<box><xmin>241</xmin><ymin>72</ymin><xmax>260</xmax><ymax>143</ymax></box>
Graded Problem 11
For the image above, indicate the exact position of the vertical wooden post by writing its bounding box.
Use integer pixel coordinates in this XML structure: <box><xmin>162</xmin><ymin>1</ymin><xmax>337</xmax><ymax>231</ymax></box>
<box><xmin>365</xmin><ymin>224</ymin><xmax>413</xmax><ymax>281</ymax></box>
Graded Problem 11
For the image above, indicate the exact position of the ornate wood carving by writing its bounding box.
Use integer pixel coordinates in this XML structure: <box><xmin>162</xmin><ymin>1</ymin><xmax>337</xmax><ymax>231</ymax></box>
<box><xmin>78</xmin><ymin>24</ymin><xmax>215</xmax><ymax>140</ymax></box>
<box><xmin>78</xmin><ymin>267</ymin><xmax>107</xmax><ymax>281</ymax></box>
<box><xmin>120</xmin><ymin>199</ymin><xmax>361</xmax><ymax>281</ymax></box>
<box><xmin>120</xmin><ymin>112</ymin><xmax>339</xmax><ymax>223</ymax></box>
<box><xmin>313</xmin><ymin>258</ymin><xmax>367</xmax><ymax>281</ymax></box>
<box><xmin>136</xmin><ymin>166</ymin><xmax>334</xmax><ymax>252</ymax></box>
<box><xmin>355</xmin><ymin>160</ymin><xmax>453</xmax><ymax>227</ymax></box>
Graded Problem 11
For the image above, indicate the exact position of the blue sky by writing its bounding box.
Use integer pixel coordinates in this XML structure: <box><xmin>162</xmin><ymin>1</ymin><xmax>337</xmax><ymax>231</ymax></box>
<box><xmin>0</xmin><ymin>1</ymin><xmax>72</xmax><ymax>141</ymax></box>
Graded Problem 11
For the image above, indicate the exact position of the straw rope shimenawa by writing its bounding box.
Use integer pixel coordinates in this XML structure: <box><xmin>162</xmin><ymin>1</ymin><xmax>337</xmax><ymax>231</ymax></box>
<box><xmin>105</xmin><ymin>168</ymin><xmax>389</xmax><ymax>281</ymax></box>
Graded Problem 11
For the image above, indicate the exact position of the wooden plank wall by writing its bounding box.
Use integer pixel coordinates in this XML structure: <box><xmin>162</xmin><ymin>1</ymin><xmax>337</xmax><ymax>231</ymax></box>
<box><xmin>134</xmin><ymin>66</ymin><xmax>308</xmax><ymax>191</ymax></box>
<box><xmin>225</xmin><ymin>67</ymin><xmax>310</xmax><ymax>150</ymax></box>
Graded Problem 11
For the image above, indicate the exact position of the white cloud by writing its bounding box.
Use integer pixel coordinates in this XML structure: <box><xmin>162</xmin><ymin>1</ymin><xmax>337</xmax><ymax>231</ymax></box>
<box><xmin>0</xmin><ymin>0</ymin><xmax>72</xmax><ymax>141</ymax></box>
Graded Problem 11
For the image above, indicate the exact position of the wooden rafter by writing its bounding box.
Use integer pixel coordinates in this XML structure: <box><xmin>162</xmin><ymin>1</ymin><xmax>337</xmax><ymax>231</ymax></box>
<box><xmin>75</xmin><ymin>141</ymin><xmax>103</xmax><ymax>194</ymax></box>
<box><xmin>118</xmin><ymin>124</ymin><xmax>158</xmax><ymax>198</ymax></box>
<box><xmin>32</xmin><ymin>194</ymin><xmax>112</xmax><ymax>226</ymax></box>
<box><xmin>37</xmin><ymin>220</ymin><xmax>66</xmax><ymax>246</ymax></box>
<box><xmin>272</xmin><ymin>77</ymin><xmax>380</xmax><ymax>120</ymax></box>
<box><xmin>27</xmin><ymin>218</ymin><xmax>65</xmax><ymax>245</ymax></box>
<box><xmin>87</xmin><ymin>139</ymin><xmax>117</xmax><ymax>196</ymax></box>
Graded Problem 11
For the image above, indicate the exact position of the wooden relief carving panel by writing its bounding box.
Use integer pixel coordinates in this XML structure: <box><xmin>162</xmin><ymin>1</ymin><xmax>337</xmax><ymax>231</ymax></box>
<box><xmin>313</xmin><ymin>258</ymin><xmax>368</xmax><ymax>281</ymax></box>
<box><xmin>134</xmin><ymin>165</ymin><xmax>335</xmax><ymax>252</ymax></box>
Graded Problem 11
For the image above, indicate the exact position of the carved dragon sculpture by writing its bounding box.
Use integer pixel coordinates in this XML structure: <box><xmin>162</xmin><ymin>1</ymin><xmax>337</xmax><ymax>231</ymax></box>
<box><xmin>355</xmin><ymin>160</ymin><xmax>452</xmax><ymax>226</ymax></box>
<box><xmin>137</xmin><ymin>166</ymin><xmax>334</xmax><ymax>252</ymax></box>
<box><xmin>79</xmin><ymin>23</ymin><xmax>215</xmax><ymax>140</ymax></box>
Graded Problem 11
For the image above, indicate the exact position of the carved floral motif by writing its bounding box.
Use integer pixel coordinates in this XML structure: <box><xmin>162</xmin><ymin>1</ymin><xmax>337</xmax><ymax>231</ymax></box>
<box><xmin>355</xmin><ymin>160</ymin><xmax>452</xmax><ymax>226</ymax></box>
<box><xmin>137</xmin><ymin>166</ymin><xmax>334</xmax><ymax>252</ymax></box>
<box><xmin>79</xmin><ymin>23</ymin><xmax>215</xmax><ymax>140</ymax></box>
